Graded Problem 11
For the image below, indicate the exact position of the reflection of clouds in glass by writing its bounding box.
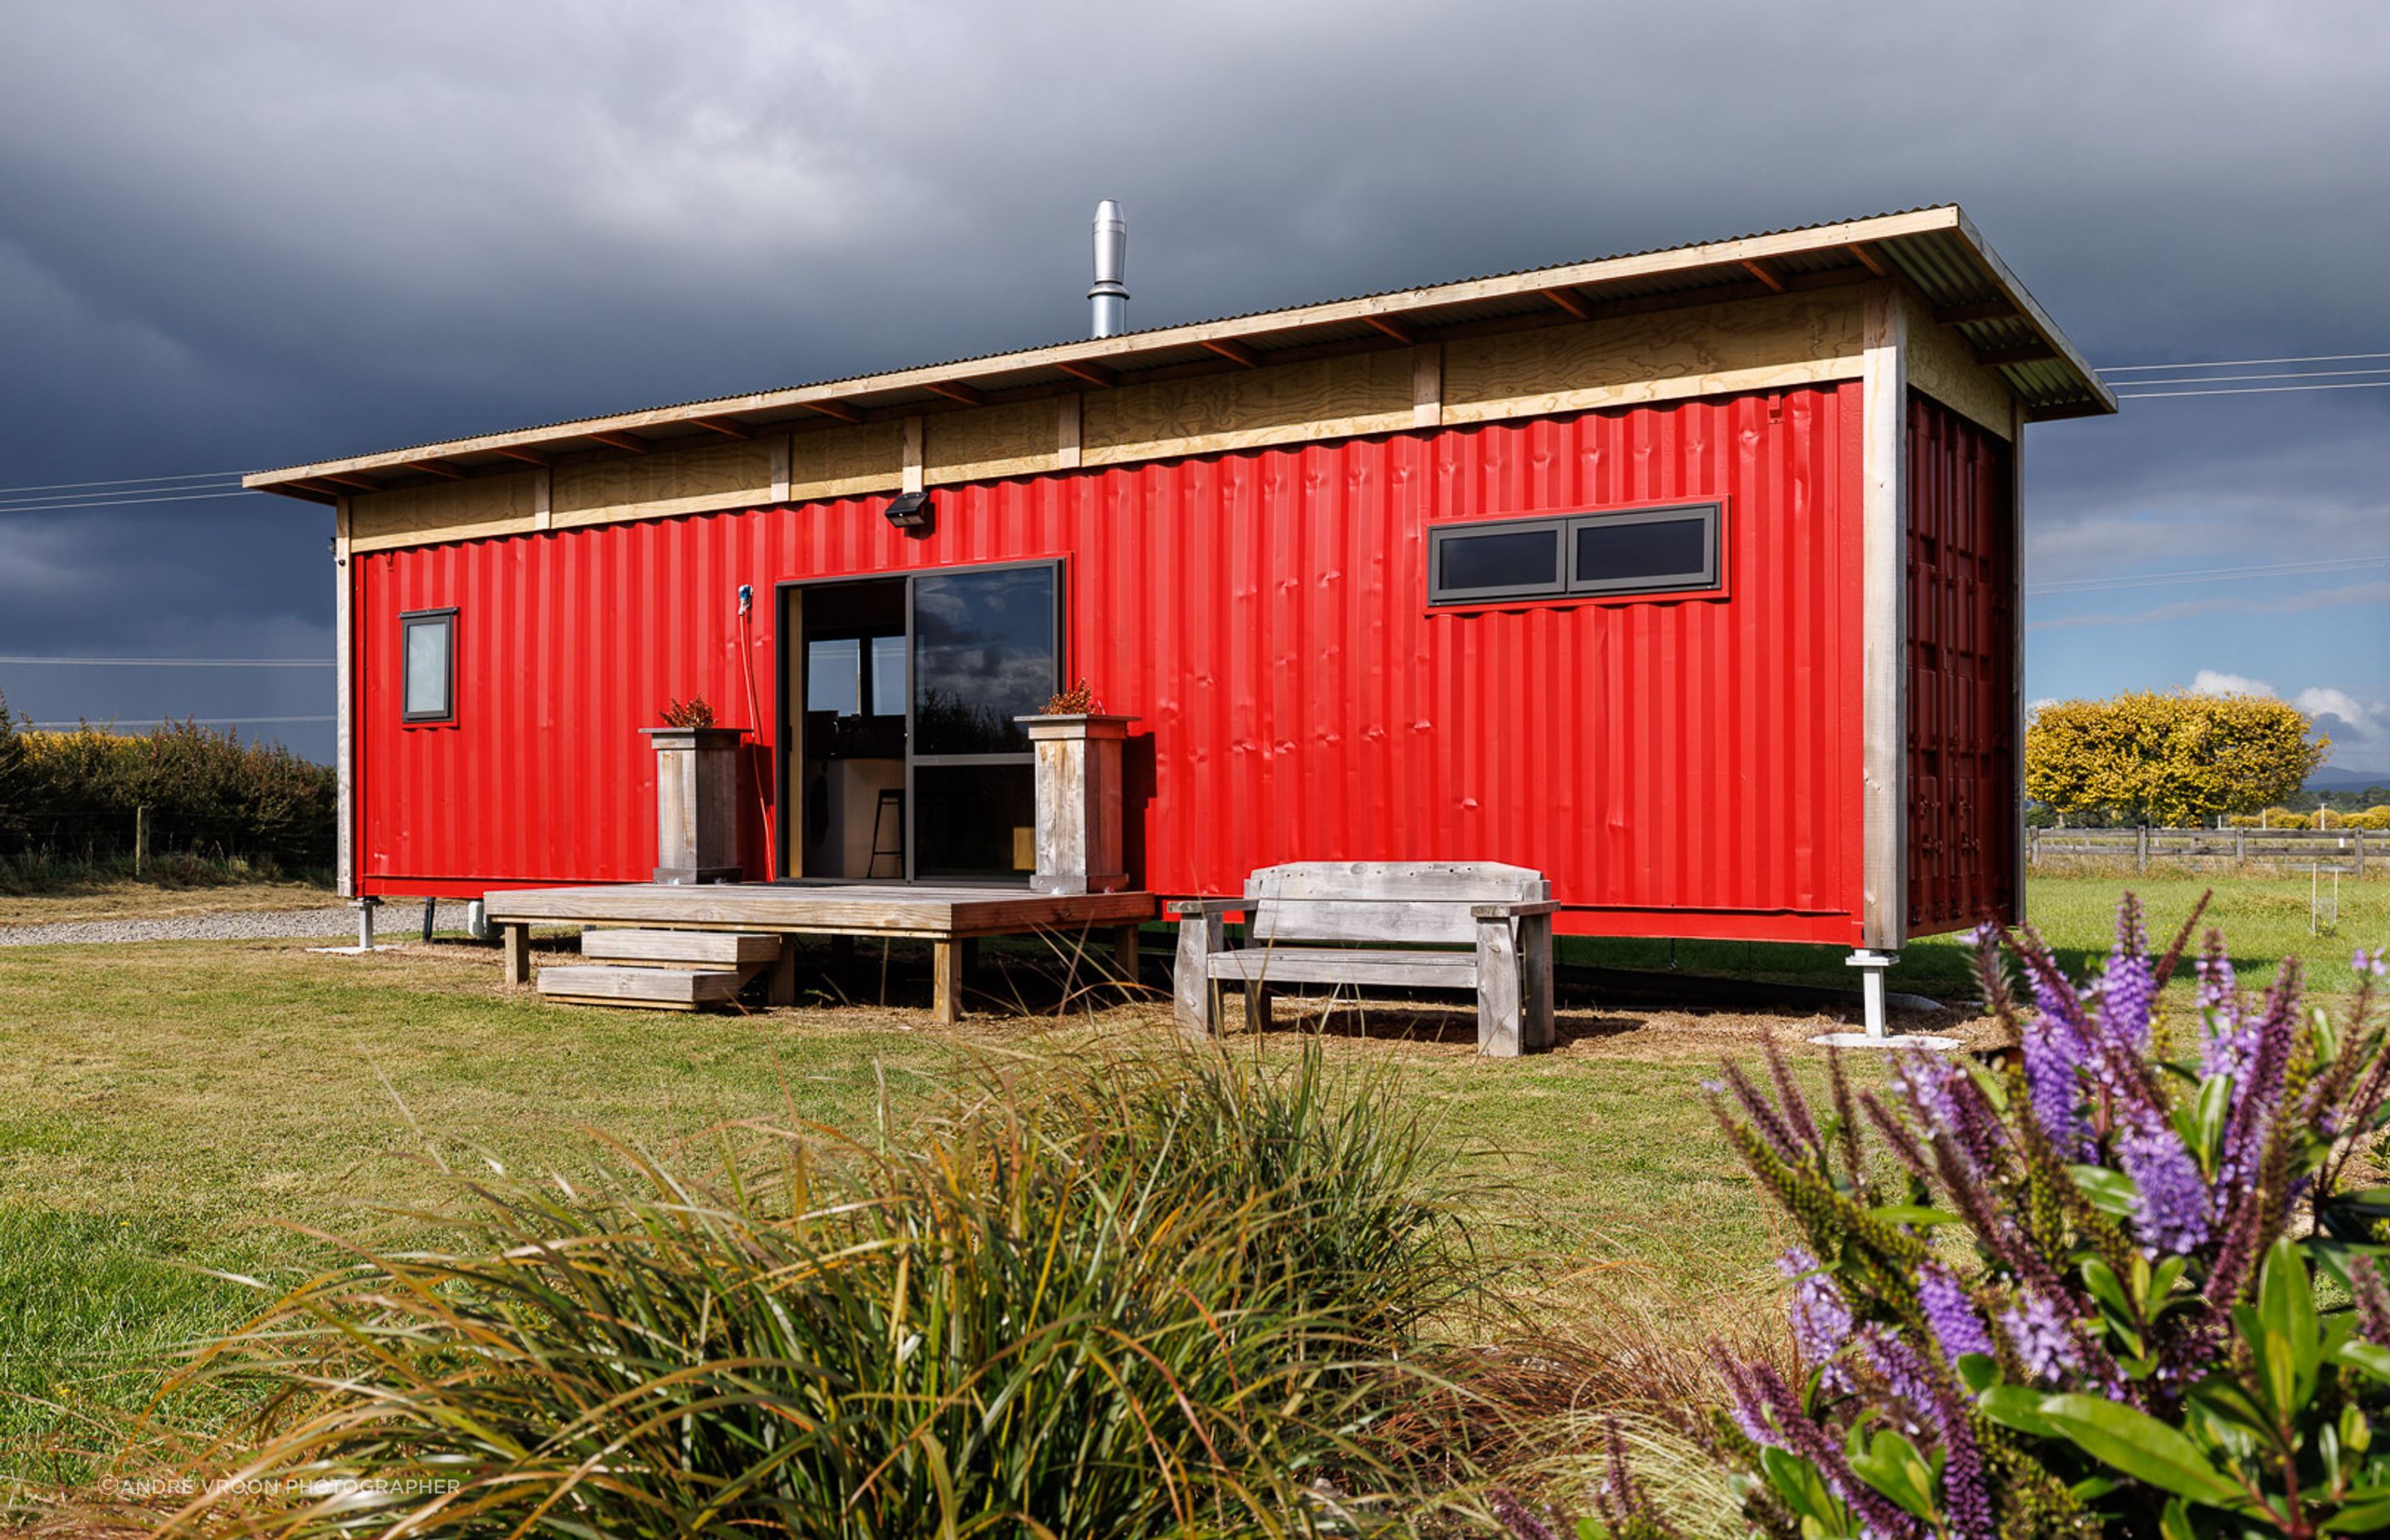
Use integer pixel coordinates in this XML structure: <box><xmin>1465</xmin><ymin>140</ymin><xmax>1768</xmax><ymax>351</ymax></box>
<box><xmin>912</xmin><ymin>568</ymin><xmax>1056</xmax><ymax>754</ymax></box>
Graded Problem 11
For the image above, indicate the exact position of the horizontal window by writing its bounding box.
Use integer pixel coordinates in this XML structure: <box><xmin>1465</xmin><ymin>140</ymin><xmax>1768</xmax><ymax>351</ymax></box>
<box><xmin>1428</xmin><ymin>503</ymin><xmax>1720</xmax><ymax>604</ymax></box>
<box><xmin>401</xmin><ymin>609</ymin><xmax>456</xmax><ymax>723</ymax></box>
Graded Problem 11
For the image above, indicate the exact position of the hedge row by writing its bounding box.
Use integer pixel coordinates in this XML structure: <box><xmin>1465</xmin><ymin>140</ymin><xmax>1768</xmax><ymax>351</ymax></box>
<box><xmin>0</xmin><ymin>698</ymin><xmax>334</xmax><ymax>867</ymax></box>
<box><xmin>2223</xmin><ymin>807</ymin><xmax>2390</xmax><ymax>831</ymax></box>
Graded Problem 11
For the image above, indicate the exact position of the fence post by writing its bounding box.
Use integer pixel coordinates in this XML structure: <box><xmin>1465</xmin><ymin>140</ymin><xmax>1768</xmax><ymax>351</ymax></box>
<box><xmin>2028</xmin><ymin>825</ymin><xmax>2039</xmax><ymax>867</ymax></box>
<box><xmin>2236</xmin><ymin>827</ymin><xmax>2246</xmax><ymax>865</ymax></box>
<box><xmin>2359</xmin><ymin>828</ymin><xmax>2368</xmax><ymax>880</ymax></box>
<box><xmin>2137</xmin><ymin>825</ymin><xmax>2149</xmax><ymax>876</ymax></box>
<box><xmin>134</xmin><ymin>805</ymin><xmax>149</xmax><ymax>877</ymax></box>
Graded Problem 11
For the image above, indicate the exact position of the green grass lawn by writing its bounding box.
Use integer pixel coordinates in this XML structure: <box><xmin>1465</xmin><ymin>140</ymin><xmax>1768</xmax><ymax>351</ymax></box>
<box><xmin>0</xmin><ymin>870</ymin><xmax>2379</xmax><ymax>1494</ymax></box>
<box><xmin>1573</xmin><ymin>870</ymin><xmax>2390</xmax><ymax>1000</ymax></box>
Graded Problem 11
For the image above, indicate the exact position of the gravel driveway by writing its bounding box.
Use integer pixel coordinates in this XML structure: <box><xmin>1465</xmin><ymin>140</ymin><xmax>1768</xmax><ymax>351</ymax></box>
<box><xmin>0</xmin><ymin>901</ymin><xmax>479</xmax><ymax>948</ymax></box>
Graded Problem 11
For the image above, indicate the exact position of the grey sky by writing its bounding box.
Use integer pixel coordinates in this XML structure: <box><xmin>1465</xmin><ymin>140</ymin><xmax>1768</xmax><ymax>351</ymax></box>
<box><xmin>3</xmin><ymin>1</ymin><xmax>2387</xmax><ymax>764</ymax></box>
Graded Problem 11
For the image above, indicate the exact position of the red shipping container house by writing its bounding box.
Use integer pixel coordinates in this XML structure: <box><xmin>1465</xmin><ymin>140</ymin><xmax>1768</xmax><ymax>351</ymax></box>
<box><xmin>246</xmin><ymin>206</ymin><xmax>2114</xmax><ymax>987</ymax></box>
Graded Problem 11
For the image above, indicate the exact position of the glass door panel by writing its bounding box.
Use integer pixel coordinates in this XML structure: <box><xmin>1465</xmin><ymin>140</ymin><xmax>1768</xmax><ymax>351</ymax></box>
<box><xmin>909</xmin><ymin>564</ymin><xmax>1058</xmax><ymax>881</ymax></box>
<box><xmin>912</xmin><ymin>566</ymin><xmax>1059</xmax><ymax>756</ymax></box>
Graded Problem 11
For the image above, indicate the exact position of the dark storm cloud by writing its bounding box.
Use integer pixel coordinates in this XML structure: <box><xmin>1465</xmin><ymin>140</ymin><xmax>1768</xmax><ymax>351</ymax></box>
<box><xmin>3</xmin><ymin>0</ymin><xmax>2388</xmax><ymax>763</ymax></box>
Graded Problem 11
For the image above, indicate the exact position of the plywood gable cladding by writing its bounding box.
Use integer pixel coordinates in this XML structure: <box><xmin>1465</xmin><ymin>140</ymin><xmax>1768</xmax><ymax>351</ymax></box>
<box><xmin>347</xmin><ymin>283</ymin><xmax>2022</xmax><ymax>551</ymax></box>
<box><xmin>350</xmin><ymin>472</ymin><xmax>539</xmax><ymax>553</ymax></box>
<box><xmin>1441</xmin><ymin>290</ymin><xmax>1865</xmax><ymax>425</ymax></box>
<box><xmin>553</xmin><ymin>438</ymin><xmax>775</xmax><ymax>529</ymax></box>
<box><xmin>925</xmin><ymin>399</ymin><xmax>1064</xmax><ymax>485</ymax></box>
<box><xmin>1081</xmin><ymin>349</ymin><xmax>1416</xmax><ymax>466</ymax></box>
<box><xmin>789</xmin><ymin>418</ymin><xmax>907</xmax><ymax>500</ymax></box>
<box><xmin>1898</xmin><ymin>287</ymin><xmax>2018</xmax><ymax>440</ymax></box>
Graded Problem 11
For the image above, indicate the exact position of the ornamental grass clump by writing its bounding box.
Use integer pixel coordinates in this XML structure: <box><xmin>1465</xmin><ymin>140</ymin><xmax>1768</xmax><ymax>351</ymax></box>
<box><xmin>149</xmin><ymin>1041</ymin><xmax>1482</xmax><ymax>1539</ymax></box>
<box><xmin>1553</xmin><ymin>895</ymin><xmax>2390</xmax><ymax>1539</ymax></box>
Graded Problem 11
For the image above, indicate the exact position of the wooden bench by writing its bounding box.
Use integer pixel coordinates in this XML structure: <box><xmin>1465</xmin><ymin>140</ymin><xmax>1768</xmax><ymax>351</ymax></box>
<box><xmin>1168</xmin><ymin>861</ymin><xmax>1557</xmax><ymax>1055</ymax></box>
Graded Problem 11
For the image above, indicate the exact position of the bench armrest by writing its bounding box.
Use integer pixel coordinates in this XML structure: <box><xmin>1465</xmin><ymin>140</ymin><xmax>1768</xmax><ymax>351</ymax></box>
<box><xmin>1471</xmin><ymin>900</ymin><xmax>1560</xmax><ymax>919</ymax></box>
<box><xmin>1168</xmin><ymin>898</ymin><xmax>1248</xmax><ymax>919</ymax></box>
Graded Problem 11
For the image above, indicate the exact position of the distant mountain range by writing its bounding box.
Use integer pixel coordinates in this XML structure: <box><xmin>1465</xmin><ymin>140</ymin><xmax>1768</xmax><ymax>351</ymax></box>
<box><xmin>2307</xmin><ymin>765</ymin><xmax>2390</xmax><ymax>792</ymax></box>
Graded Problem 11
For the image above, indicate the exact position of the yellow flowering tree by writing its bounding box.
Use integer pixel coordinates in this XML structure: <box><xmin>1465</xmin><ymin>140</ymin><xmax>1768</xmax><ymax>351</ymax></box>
<box><xmin>2025</xmin><ymin>690</ymin><xmax>2327</xmax><ymax>825</ymax></box>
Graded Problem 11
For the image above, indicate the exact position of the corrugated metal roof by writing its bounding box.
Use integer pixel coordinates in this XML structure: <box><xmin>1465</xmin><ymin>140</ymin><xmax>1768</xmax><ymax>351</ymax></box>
<box><xmin>249</xmin><ymin>203</ymin><xmax>2112</xmax><ymax>496</ymax></box>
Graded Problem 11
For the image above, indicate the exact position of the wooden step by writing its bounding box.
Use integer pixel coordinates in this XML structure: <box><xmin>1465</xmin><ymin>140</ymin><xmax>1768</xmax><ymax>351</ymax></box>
<box><xmin>578</xmin><ymin>929</ymin><xmax>783</xmax><ymax>968</ymax></box>
<box><xmin>536</xmin><ymin>962</ymin><xmax>757</xmax><ymax>1011</ymax></box>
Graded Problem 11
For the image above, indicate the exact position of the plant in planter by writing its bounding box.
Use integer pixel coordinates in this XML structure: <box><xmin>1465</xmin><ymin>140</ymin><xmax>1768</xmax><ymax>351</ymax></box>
<box><xmin>1017</xmin><ymin>681</ymin><xmax>1132</xmax><ymax>894</ymax></box>
<box><xmin>643</xmin><ymin>697</ymin><xmax>744</xmax><ymax>883</ymax></box>
<box><xmin>1042</xmin><ymin>679</ymin><xmax>1100</xmax><ymax>716</ymax></box>
<box><xmin>1524</xmin><ymin>898</ymin><xmax>2390</xmax><ymax>1539</ymax></box>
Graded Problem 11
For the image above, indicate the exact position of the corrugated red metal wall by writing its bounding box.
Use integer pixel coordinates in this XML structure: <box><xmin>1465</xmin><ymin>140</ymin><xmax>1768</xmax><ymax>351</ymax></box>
<box><xmin>1905</xmin><ymin>391</ymin><xmax>2019</xmax><ymax>936</ymax></box>
<box><xmin>355</xmin><ymin>383</ymin><xmax>1869</xmax><ymax>943</ymax></box>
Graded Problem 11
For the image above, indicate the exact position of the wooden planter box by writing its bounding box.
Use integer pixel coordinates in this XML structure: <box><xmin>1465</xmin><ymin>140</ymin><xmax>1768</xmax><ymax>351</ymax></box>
<box><xmin>1016</xmin><ymin>714</ymin><xmax>1135</xmax><ymax>895</ymax></box>
<box><xmin>642</xmin><ymin>726</ymin><xmax>745</xmax><ymax>884</ymax></box>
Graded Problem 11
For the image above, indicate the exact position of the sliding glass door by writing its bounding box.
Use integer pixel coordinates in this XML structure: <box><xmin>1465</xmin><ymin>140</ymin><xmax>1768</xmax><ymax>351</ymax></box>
<box><xmin>783</xmin><ymin>560</ymin><xmax>1061</xmax><ymax>885</ymax></box>
<box><xmin>909</xmin><ymin>563</ymin><xmax>1059</xmax><ymax>881</ymax></box>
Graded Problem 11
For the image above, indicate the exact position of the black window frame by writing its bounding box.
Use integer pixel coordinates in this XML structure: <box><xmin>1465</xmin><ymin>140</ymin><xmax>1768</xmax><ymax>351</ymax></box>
<box><xmin>399</xmin><ymin>608</ymin><xmax>457</xmax><ymax>724</ymax></box>
<box><xmin>1427</xmin><ymin>501</ymin><xmax>1723</xmax><ymax>605</ymax></box>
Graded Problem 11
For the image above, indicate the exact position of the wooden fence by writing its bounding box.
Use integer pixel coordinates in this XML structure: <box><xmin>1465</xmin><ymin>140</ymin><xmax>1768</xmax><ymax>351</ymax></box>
<box><xmin>2027</xmin><ymin>826</ymin><xmax>2374</xmax><ymax>876</ymax></box>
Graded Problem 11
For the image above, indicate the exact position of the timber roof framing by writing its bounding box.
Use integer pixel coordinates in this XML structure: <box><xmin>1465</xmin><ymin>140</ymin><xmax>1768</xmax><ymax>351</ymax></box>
<box><xmin>247</xmin><ymin>205</ymin><xmax>2113</xmax><ymax>504</ymax></box>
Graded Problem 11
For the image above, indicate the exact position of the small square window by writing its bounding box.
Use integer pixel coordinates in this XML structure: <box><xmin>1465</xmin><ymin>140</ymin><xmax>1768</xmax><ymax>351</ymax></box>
<box><xmin>807</xmin><ymin>637</ymin><xmax>862</xmax><ymax>717</ymax></box>
<box><xmin>869</xmin><ymin>635</ymin><xmax>906</xmax><ymax>718</ymax></box>
<box><xmin>401</xmin><ymin>610</ymin><xmax>456</xmax><ymax>723</ymax></box>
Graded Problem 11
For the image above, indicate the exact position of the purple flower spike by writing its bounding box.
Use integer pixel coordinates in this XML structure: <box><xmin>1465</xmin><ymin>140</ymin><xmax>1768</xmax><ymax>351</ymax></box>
<box><xmin>1861</xmin><ymin>1325</ymin><xmax>1936</xmax><ymax>1434</ymax></box>
<box><xmin>2095</xmin><ymin>898</ymin><xmax>2158</xmax><ymax>1055</ymax></box>
<box><xmin>2118</xmin><ymin>1115</ymin><xmax>2212</xmax><ymax>1256</ymax></box>
<box><xmin>1925</xmin><ymin>1370</ymin><xmax>1997</xmax><ymax>1540</ymax></box>
<box><xmin>1917</xmin><ymin>1264</ymin><xmax>1992</xmax><ymax>1364</ymax></box>
<box><xmin>2001</xmin><ymin>1291</ymin><xmax>2081</xmax><ymax>1384</ymax></box>
<box><xmin>2021</xmin><ymin>1013</ymin><xmax>2092</xmax><ymax>1160</ymax></box>
<box><xmin>1780</xmin><ymin>1247</ymin><xmax>1853</xmax><ymax>1387</ymax></box>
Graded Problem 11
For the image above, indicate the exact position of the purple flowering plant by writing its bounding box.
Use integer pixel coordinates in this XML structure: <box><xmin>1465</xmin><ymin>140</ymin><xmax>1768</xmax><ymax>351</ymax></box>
<box><xmin>1588</xmin><ymin>896</ymin><xmax>2390</xmax><ymax>1540</ymax></box>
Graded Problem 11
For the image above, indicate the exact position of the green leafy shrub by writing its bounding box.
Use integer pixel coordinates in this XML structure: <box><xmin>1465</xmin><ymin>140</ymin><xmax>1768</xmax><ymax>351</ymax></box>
<box><xmin>153</xmin><ymin>1041</ymin><xmax>1483</xmax><ymax>1538</ymax></box>
<box><xmin>7</xmin><ymin>721</ymin><xmax>332</xmax><ymax>868</ymax></box>
<box><xmin>1546</xmin><ymin>899</ymin><xmax>2390</xmax><ymax>1538</ymax></box>
<box><xmin>0</xmin><ymin>691</ymin><xmax>23</xmax><ymax>846</ymax></box>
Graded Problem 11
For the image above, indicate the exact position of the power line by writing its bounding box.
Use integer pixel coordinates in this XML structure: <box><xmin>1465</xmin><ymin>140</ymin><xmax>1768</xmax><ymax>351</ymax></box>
<box><xmin>2029</xmin><ymin>556</ymin><xmax>2390</xmax><ymax>597</ymax></box>
<box><xmin>2117</xmin><ymin>379</ymin><xmax>2390</xmax><ymax>401</ymax></box>
<box><xmin>22</xmin><ymin>714</ymin><xmax>334</xmax><ymax>729</ymax></box>
<box><xmin>0</xmin><ymin>655</ymin><xmax>330</xmax><ymax>667</ymax></box>
<box><xmin>0</xmin><ymin>487</ymin><xmax>260</xmax><ymax>514</ymax></box>
<box><xmin>2105</xmin><ymin>366</ymin><xmax>2390</xmax><ymax>388</ymax></box>
<box><xmin>2098</xmin><ymin>351</ymin><xmax>2390</xmax><ymax>374</ymax></box>
<box><xmin>0</xmin><ymin>468</ymin><xmax>248</xmax><ymax>495</ymax></box>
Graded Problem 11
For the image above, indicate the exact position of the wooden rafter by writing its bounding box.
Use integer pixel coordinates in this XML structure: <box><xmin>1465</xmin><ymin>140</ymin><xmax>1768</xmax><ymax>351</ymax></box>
<box><xmin>924</xmin><ymin>381</ymin><xmax>988</xmax><ymax>406</ymax></box>
<box><xmin>1362</xmin><ymin>314</ymin><xmax>1417</xmax><ymax>344</ymax></box>
<box><xmin>1739</xmin><ymin>258</ymin><xmax>1788</xmax><ymax>292</ymax></box>
<box><xmin>1974</xmin><ymin>341</ymin><xmax>2056</xmax><ymax>367</ymax></box>
<box><xmin>1936</xmin><ymin>297</ymin><xmax>2023</xmax><ymax>325</ymax></box>
<box><xmin>1538</xmin><ymin>286</ymin><xmax>1594</xmax><ymax>319</ymax></box>
<box><xmin>1201</xmin><ymin>338</ymin><xmax>1261</xmax><ymax>368</ymax></box>
<box><xmin>804</xmin><ymin>401</ymin><xmax>864</xmax><ymax>424</ymax></box>
<box><xmin>1846</xmin><ymin>242</ymin><xmax>1893</xmax><ymax>278</ymax></box>
<box><xmin>409</xmin><ymin>459</ymin><xmax>468</xmax><ymax>480</ymax></box>
<box><xmin>1055</xmin><ymin>360</ymin><xmax>1119</xmax><ymax>388</ymax></box>
<box><xmin>690</xmin><ymin>415</ymin><xmax>754</xmax><ymax>439</ymax></box>
<box><xmin>490</xmin><ymin>446</ymin><xmax>553</xmax><ymax>467</ymax></box>
<box><xmin>588</xmin><ymin>431</ymin><xmax>653</xmax><ymax>455</ymax></box>
<box><xmin>318</xmin><ymin>471</ymin><xmax>383</xmax><ymax>491</ymax></box>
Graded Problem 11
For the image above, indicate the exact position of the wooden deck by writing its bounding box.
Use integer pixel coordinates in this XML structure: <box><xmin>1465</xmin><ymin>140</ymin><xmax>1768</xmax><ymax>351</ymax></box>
<box><xmin>482</xmin><ymin>883</ymin><xmax>1156</xmax><ymax>1023</ymax></box>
